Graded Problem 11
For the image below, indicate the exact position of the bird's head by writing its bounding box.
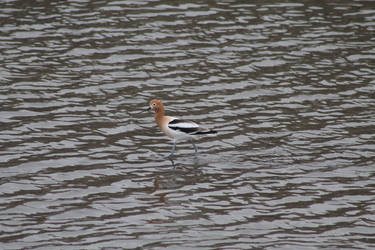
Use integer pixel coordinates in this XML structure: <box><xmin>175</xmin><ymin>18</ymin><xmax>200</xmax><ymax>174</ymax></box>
<box><xmin>149</xmin><ymin>99</ymin><xmax>164</xmax><ymax>113</ymax></box>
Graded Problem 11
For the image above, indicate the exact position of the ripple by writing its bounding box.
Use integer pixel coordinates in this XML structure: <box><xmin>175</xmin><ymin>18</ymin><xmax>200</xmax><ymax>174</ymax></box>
<box><xmin>0</xmin><ymin>0</ymin><xmax>375</xmax><ymax>249</ymax></box>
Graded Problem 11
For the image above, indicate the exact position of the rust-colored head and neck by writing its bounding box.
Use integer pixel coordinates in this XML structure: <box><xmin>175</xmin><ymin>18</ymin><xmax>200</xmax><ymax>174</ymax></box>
<box><xmin>149</xmin><ymin>99</ymin><xmax>165</xmax><ymax>125</ymax></box>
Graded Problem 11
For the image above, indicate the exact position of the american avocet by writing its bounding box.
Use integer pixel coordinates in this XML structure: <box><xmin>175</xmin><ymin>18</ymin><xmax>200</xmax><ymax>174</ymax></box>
<box><xmin>147</xmin><ymin>99</ymin><xmax>217</xmax><ymax>158</ymax></box>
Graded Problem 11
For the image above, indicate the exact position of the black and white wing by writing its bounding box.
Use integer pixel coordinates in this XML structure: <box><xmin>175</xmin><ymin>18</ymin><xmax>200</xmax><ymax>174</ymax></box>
<box><xmin>168</xmin><ymin>119</ymin><xmax>200</xmax><ymax>134</ymax></box>
<box><xmin>168</xmin><ymin>118</ymin><xmax>217</xmax><ymax>135</ymax></box>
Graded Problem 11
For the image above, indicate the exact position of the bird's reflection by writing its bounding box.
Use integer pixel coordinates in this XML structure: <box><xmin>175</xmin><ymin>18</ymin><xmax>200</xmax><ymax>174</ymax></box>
<box><xmin>166</xmin><ymin>156</ymin><xmax>199</xmax><ymax>170</ymax></box>
<box><xmin>152</xmin><ymin>157</ymin><xmax>204</xmax><ymax>203</ymax></box>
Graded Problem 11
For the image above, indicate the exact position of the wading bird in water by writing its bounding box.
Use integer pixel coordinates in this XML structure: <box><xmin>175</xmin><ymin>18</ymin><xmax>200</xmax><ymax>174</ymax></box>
<box><xmin>146</xmin><ymin>99</ymin><xmax>217</xmax><ymax>158</ymax></box>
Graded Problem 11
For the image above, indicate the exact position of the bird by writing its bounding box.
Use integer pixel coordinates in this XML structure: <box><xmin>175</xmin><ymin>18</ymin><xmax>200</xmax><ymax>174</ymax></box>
<box><xmin>146</xmin><ymin>99</ymin><xmax>217</xmax><ymax>158</ymax></box>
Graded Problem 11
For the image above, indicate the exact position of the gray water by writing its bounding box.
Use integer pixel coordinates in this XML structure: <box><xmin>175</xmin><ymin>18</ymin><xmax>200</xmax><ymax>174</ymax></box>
<box><xmin>1</xmin><ymin>0</ymin><xmax>375</xmax><ymax>249</ymax></box>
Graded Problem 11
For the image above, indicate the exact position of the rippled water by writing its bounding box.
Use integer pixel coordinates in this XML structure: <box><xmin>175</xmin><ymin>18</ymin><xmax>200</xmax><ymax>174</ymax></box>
<box><xmin>1</xmin><ymin>0</ymin><xmax>375</xmax><ymax>249</ymax></box>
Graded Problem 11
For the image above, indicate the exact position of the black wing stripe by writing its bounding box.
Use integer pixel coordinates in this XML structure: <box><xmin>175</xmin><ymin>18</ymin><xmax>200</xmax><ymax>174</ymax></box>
<box><xmin>169</xmin><ymin>126</ymin><xmax>200</xmax><ymax>134</ymax></box>
<box><xmin>168</xmin><ymin>119</ymin><xmax>187</xmax><ymax>125</ymax></box>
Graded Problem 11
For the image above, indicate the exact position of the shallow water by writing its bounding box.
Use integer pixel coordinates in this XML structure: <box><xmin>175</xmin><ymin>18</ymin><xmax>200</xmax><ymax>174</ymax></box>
<box><xmin>1</xmin><ymin>0</ymin><xmax>375</xmax><ymax>249</ymax></box>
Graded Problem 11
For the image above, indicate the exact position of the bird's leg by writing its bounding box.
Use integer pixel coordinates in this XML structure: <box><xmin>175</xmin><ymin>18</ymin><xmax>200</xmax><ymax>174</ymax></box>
<box><xmin>169</xmin><ymin>158</ymin><xmax>176</xmax><ymax>169</ymax></box>
<box><xmin>192</xmin><ymin>143</ymin><xmax>198</xmax><ymax>157</ymax></box>
<box><xmin>164</xmin><ymin>140</ymin><xmax>176</xmax><ymax>158</ymax></box>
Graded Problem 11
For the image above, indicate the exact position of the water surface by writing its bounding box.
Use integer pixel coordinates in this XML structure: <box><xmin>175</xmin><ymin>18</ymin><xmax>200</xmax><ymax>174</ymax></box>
<box><xmin>1</xmin><ymin>0</ymin><xmax>375</xmax><ymax>249</ymax></box>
